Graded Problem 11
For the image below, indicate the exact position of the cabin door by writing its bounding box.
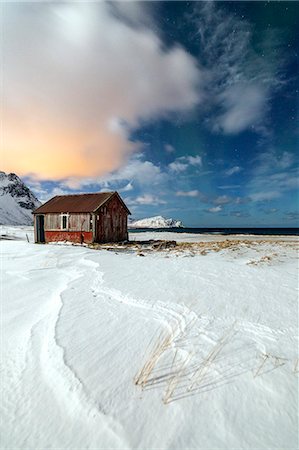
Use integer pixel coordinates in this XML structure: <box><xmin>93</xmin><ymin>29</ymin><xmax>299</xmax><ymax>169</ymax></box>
<box><xmin>36</xmin><ymin>215</ymin><xmax>45</xmax><ymax>243</ymax></box>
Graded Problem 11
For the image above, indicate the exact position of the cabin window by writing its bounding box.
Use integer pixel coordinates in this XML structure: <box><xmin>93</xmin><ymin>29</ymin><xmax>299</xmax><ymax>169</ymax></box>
<box><xmin>90</xmin><ymin>215</ymin><xmax>93</xmax><ymax>231</ymax></box>
<box><xmin>61</xmin><ymin>214</ymin><xmax>69</xmax><ymax>230</ymax></box>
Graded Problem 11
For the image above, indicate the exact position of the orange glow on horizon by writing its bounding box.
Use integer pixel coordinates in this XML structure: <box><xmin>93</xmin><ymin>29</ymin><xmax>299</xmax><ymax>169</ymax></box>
<box><xmin>2</xmin><ymin>116</ymin><xmax>134</xmax><ymax>180</ymax></box>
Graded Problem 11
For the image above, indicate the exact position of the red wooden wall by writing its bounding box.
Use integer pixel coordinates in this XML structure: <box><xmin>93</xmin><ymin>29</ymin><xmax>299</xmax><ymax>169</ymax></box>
<box><xmin>95</xmin><ymin>194</ymin><xmax>128</xmax><ymax>243</ymax></box>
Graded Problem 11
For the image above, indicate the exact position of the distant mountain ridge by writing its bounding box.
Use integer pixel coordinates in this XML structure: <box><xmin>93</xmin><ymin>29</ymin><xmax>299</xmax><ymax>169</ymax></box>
<box><xmin>0</xmin><ymin>172</ymin><xmax>41</xmax><ymax>225</ymax></box>
<box><xmin>129</xmin><ymin>215</ymin><xmax>184</xmax><ymax>228</ymax></box>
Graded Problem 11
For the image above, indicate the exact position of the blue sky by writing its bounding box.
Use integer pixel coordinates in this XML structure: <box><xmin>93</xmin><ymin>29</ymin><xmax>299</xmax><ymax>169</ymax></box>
<box><xmin>3</xmin><ymin>1</ymin><xmax>298</xmax><ymax>227</ymax></box>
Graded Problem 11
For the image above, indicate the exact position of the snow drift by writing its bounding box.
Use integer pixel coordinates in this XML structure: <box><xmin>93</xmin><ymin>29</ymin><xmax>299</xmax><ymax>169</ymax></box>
<box><xmin>1</xmin><ymin>226</ymin><xmax>298</xmax><ymax>449</ymax></box>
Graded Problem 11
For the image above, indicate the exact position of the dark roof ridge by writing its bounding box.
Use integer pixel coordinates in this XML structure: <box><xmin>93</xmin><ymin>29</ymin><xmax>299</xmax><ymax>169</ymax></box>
<box><xmin>54</xmin><ymin>191</ymin><xmax>115</xmax><ymax>197</ymax></box>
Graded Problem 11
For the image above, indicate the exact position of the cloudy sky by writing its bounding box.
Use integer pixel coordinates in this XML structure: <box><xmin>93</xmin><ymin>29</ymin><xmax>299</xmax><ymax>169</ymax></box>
<box><xmin>2</xmin><ymin>1</ymin><xmax>298</xmax><ymax>226</ymax></box>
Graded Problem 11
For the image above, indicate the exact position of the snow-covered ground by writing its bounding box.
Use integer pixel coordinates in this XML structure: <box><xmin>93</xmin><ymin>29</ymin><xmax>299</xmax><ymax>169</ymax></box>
<box><xmin>129</xmin><ymin>230</ymin><xmax>299</xmax><ymax>242</ymax></box>
<box><xmin>1</xmin><ymin>226</ymin><xmax>298</xmax><ymax>449</ymax></box>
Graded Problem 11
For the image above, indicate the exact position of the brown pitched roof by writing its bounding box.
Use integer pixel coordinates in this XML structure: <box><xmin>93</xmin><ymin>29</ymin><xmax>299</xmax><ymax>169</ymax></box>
<box><xmin>33</xmin><ymin>192</ymin><xmax>130</xmax><ymax>214</ymax></box>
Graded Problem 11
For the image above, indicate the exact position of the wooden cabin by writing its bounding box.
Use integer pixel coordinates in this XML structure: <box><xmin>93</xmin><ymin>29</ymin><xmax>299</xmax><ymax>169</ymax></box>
<box><xmin>33</xmin><ymin>191</ymin><xmax>131</xmax><ymax>244</ymax></box>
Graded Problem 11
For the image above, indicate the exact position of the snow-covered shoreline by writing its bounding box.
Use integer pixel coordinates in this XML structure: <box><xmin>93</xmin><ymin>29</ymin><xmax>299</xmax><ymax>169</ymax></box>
<box><xmin>1</xmin><ymin>225</ymin><xmax>298</xmax><ymax>449</ymax></box>
<box><xmin>1</xmin><ymin>225</ymin><xmax>298</xmax><ymax>243</ymax></box>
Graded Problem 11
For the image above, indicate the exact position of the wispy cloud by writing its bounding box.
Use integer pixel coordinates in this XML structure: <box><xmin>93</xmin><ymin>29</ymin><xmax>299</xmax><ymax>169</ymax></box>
<box><xmin>187</xmin><ymin>156</ymin><xmax>203</xmax><ymax>166</ymax></box>
<box><xmin>218</xmin><ymin>184</ymin><xmax>241</xmax><ymax>190</ymax></box>
<box><xmin>165</xmin><ymin>144</ymin><xmax>175</xmax><ymax>153</ymax></box>
<box><xmin>119</xmin><ymin>182</ymin><xmax>133</xmax><ymax>192</ymax></box>
<box><xmin>215</xmin><ymin>84</ymin><xmax>268</xmax><ymax>135</ymax></box>
<box><xmin>192</xmin><ymin>1</ymin><xmax>285</xmax><ymax>135</ymax></box>
<box><xmin>254</xmin><ymin>150</ymin><xmax>295</xmax><ymax>175</ymax></box>
<box><xmin>169</xmin><ymin>155</ymin><xmax>202</xmax><ymax>172</ymax></box>
<box><xmin>175</xmin><ymin>188</ymin><xmax>252</xmax><ymax>210</ymax></box>
<box><xmin>250</xmin><ymin>191</ymin><xmax>281</xmax><ymax>202</ymax></box>
<box><xmin>206</xmin><ymin>206</ymin><xmax>222</xmax><ymax>213</ymax></box>
<box><xmin>176</xmin><ymin>190</ymin><xmax>201</xmax><ymax>197</ymax></box>
<box><xmin>285</xmin><ymin>212</ymin><xmax>299</xmax><ymax>221</ymax></box>
<box><xmin>235</xmin><ymin>196</ymin><xmax>251</xmax><ymax>205</ymax></box>
<box><xmin>263</xmin><ymin>208</ymin><xmax>278</xmax><ymax>215</ymax></box>
<box><xmin>213</xmin><ymin>195</ymin><xmax>232</xmax><ymax>205</ymax></box>
<box><xmin>248</xmin><ymin>149</ymin><xmax>298</xmax><ymax>202</ymax></box>
<box><xmin>230</xmin><ymin>211</ymin><xmax>250</xmax><ymax>218</ymax></box>
<box><xmin>225</xmin><ymin>166</ymin><xmax>242</xmax><ymax>177</ymax></box>
<box><xmin>168</xmin><ymin>161</ymin><xmax>189</xmax><ymax>173</ymax></box>
<box><xmin>125</xmin><ymin>194</ymin><xmax>166</xmax><ymax>206</ymax></box>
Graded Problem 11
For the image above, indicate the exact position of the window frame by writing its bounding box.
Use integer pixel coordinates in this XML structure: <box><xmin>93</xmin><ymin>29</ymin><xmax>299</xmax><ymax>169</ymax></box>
<box><xmin>60</xmin><ymin>213</ymin><xmax>69</xmax><ymax>230</ymax></box>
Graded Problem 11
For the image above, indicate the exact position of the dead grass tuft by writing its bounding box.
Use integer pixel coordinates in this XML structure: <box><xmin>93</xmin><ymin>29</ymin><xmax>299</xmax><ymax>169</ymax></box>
<box><xmin>163</xmin><ymin>352</ymin><xmax>193</xmax><ymax>404</ymax></box>
<box><xmin>89</xmin><ymin>238</ymin><xmax>298</xmax><ymax>257</ymax></box>
<box><xmin>134</xmin><ymin>329</ymin><xmax>175</xmax><ymax>388</ymax></box>
<box><xmin>188</xmin><ymin>321</ymin><xmax>236</xmax><ymax>391</ymax></box>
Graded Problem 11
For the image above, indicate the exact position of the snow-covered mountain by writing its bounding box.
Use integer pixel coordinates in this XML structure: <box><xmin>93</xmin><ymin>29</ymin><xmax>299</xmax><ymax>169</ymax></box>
<box><xmin>0</xmin><ymin>172</ymin><xmax>41</xmax><ymax>225</ymax></box>
<box><xmin>129</xmin><ymin>215</ymin><xmax>184</xmax><ymax>228</ymax></box>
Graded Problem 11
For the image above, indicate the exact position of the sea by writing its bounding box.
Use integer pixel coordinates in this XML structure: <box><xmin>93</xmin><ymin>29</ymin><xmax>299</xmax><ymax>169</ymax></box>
<box><xmin>129</xmin><ymin>227</ymin><xmax>299</xmax><ymax>236</ymax></box>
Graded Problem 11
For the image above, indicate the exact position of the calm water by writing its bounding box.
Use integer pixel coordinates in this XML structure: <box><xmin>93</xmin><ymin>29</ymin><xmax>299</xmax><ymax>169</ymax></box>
<box><xmin>129</xmin><ymin>227</ymin><xmax>299</xmax><ymax>236</ymax></box>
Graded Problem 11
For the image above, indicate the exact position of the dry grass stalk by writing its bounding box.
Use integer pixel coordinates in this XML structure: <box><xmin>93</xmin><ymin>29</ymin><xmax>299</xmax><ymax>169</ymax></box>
<box><xmin>253</xmin><ymin>353</ymin><xmax>270</xmax><ymax>378</ymax></box>
<box><xmin>134</xmin><ymin>329</ymin><xmax>175</xmax><ymax>387</ymax></box>
<box><xmin>294</xmin><ymin>358</ymin><xmax>299</xmax><ymax>374</ymax></box>
<box><xmin>188</xmin><ymin>322</ymin><xmax>236</xmax><ymax>391</ymax></box>
<box><xmin>273</xmin><ymin>356</ymin><xmax>287</xmax><ymax>368</ymax></box>
<box><xmin>163</xmin><ymin>352</ymin><xmax>193</xmax><ymax>404</ymax></box>
<box><xmin>171</xmin><ymin>349</ymin><xmax>178</xmax><ymax>368</ymax></box>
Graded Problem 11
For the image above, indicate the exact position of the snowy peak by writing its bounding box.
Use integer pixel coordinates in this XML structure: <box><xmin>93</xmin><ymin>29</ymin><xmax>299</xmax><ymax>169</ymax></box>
<box><xmin>0</xmin><ymin>172</ymin><xmax>41</xmax><ymax>225</ymax></box>
<box><xmin>129</xmin><ymin>215</ymin><xmax>184</xmax><ymax>228</ymax></box>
